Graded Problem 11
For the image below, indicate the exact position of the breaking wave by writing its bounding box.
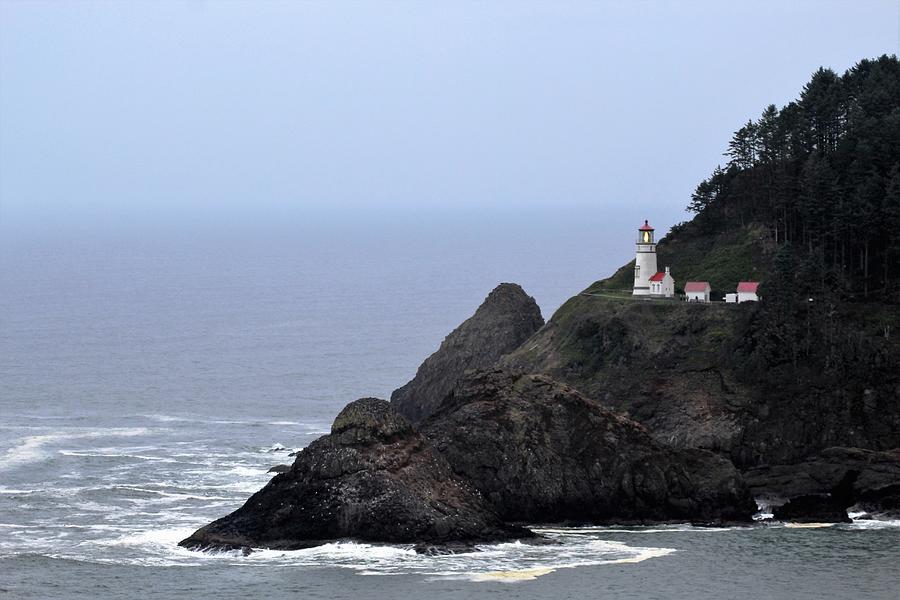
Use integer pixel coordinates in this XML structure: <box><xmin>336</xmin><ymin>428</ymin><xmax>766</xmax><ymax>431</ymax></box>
<box><xmin>0</xmin><ymin>428</ymin><xmax>152</xmax><ymax>471</ymax></box>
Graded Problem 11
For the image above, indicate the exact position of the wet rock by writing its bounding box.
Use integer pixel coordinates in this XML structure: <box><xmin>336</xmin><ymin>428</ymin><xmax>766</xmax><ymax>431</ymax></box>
<box><xmin>744</xmin><ymin>447</ymin><xmax>900</xmax><ymax>515</ymax></box>
<box><xmin>855</xmin><ymin>483</ymin><xmax>900</xmax><ymax>519</ymax></box>
<box><xmin>772</xmin><ymin>471</ymin><xmax>857</xmax><ymax>523</ymax></box>
<box><xmin>180</xmin><ymin>399</ymin><xmax>530</xmax><ymax>552</ymax></box>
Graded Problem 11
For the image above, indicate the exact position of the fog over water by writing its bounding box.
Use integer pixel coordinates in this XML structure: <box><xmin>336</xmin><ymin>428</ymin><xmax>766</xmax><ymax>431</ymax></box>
<box><xmin>2</xmin><ymin>1</ymin><xmax>898</xmax><ymax>238</ymax></box>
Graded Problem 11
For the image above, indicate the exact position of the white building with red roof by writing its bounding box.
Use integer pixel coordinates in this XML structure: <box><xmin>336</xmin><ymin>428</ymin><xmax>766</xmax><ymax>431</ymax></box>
<box><xmin>726</xmin><ymin>281</ymin><xmax>760</xmax><ymax>303</ymax></box>
<box><xmin>684</xmin><ymin>281</ymin><xmax>711</xmax><ymax>303</ymax></box>
<box><xmin>736</xmin><ymin>281</ymin><xmax>760</xmax><ymax>302</ymax></box>
<box><xmin>648</xmin><ymin>266</ymin><xmax>675</xmax><ymax>298</ymax></box>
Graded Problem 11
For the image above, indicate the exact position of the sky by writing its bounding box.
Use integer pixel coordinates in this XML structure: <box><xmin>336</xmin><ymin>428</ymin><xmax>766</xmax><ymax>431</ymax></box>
<box><xmin>1</xmin><ymin>1</ymin><xmax>899</xmax><ymax>240</ymax></box>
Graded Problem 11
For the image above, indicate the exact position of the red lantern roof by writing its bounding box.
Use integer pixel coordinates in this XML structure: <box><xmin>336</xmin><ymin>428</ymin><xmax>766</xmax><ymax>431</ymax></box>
<box><xmin>639</xmin><ymin>220</ymin><xmax>654</xmax><ymax>231</ymax></box>
<box><xmin>737</xmin><ymin>281</ymin><xmax>759</xmax><ymax>293</ymax></box>
<box><xmin>649</xmin><ymin>272</ymin><xmax>666</xmax><ymax>282</ymax></box>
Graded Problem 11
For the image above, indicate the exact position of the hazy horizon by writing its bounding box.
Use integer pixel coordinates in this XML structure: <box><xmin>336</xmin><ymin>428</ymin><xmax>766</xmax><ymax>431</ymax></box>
<box><xmin>2</xmin><ymin>1</ymin><xmax>899</xmax><ymax>246</ymax></box>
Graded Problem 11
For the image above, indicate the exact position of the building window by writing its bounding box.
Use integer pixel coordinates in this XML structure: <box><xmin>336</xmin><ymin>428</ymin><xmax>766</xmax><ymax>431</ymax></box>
<box><xmin>635</xmin><ymin>265</ymin><xmax>640</xmax><ymax>278</ymax></box>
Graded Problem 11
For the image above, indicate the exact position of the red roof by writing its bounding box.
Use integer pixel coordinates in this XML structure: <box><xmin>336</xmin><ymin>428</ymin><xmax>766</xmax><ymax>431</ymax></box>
<box><xmin>737</xmin><ymin>281</ymin><xmax>759</xmax><ymax>293</ymax></box>
<box><xmin>649</xmin><ymin>272</ymin><xmax>666</xmax><ymax>282</ymax></box>
<box><xmin>639</xmin><ymin>220</ymin><xmax>654</xmax><ymax>231</ymax></box>
<box><xmin>684</xmin><ymin>281</ymin><xmax>710</xmax><ymax>292</ymax></box>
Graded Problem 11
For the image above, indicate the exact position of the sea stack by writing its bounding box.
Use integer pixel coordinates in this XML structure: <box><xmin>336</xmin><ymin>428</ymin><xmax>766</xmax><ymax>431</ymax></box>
<box><xmin>391</xmin><ymin>283</ymin><xmax>543</xmax><ymax>422</ymax></box>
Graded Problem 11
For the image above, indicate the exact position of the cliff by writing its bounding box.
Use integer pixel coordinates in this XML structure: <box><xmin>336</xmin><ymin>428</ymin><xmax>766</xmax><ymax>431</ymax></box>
<box><xmin>422</xmin><ymin>368</ymin><xmax>755</xmax><ymax>524</ymax></box>
<box><xmin>502</xmin><ymin>290</ymin><xmax>900</xmax><ymax>469</ymax></box>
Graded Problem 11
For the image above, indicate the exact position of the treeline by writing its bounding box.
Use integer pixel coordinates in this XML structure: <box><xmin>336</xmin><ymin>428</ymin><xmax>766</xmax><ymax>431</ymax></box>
<box><xmin>687</xmin><ymin>55</ymin><xmax>900</xmax><ymax>300</ymax></box>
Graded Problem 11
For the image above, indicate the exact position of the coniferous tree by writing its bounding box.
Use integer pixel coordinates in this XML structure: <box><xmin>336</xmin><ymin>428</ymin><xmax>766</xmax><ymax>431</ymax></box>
<box><xmin>684</xmin><ymin>54</ymin><xmax>900</xmax><ymax>301</ymax></box>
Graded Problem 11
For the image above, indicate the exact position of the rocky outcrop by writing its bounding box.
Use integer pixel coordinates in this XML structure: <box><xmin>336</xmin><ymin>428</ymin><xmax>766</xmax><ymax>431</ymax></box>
<box><xmin>179</xmin><ymin>399</ymin><xmax>529</xmax><ymax>552</ymax></box>
<box><xmin>421</xmin><ymin>368</ymin><xmax>756</xmax><ymax>524</ymax></box>
<box><xmin>772</xmin><ymin>471</ymin><xmax>857</xmax><ymax>523</ymax></box>
<box><xmin>856</xmin><ymin>484</ymin><xmax>900</xmax><ymax>519</ymax></box>
<box><xmin>744</xmin><ymin>447</ymin><xmax>900</xmax><ymax>500</ymax></box>
<box><xmin>391</xmin><ymin>283</ymin><xmax>543</xmax><ymax>422</ymax></box>
<box><xmin>745</xmin><ymin>447</ymin><xmax>900</xmax><ymax>518</ymax></box>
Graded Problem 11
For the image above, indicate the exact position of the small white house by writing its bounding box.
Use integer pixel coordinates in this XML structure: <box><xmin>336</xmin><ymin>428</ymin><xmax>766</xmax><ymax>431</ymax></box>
<box><xmin>684</xmin><ymin>281</ymin><xmax>711</xmax><ymax>303</ymax></box>
<box><xmin>649</xmin><ymin>267</ymin><xmax>675</xmax><ymax>298</ymax></box>
<box><xmin>725</xmin><ymin>293</ymin><xmax>738</xmax><ymax>303</ymax></box>
<box><xmin>736</xmin><ymin>281</ymin><xmax>760</xmax><ymax>303</ymax></box>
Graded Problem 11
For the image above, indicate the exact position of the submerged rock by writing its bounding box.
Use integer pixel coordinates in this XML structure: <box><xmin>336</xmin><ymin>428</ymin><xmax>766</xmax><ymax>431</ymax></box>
<box><xmin>421</xmin><ymin>368</ymin><xmax>756</xmax><ymax>524</ymax></box>
<box><xmin>391</xmin><ymin>283</ymin><xmax>544</xmax><ymax>422</ymax></box>
<box><xmin>180</xmin><ymin>399</ymin><xmax>530</xmax><ymax>552</ymax></box>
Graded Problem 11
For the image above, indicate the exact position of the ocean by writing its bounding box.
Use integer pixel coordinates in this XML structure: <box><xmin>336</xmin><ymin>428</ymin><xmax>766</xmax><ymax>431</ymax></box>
<box><xmin>1</xmin><ymin>222</ymin><xmax>898</xmax><ymax>599</ymax></box>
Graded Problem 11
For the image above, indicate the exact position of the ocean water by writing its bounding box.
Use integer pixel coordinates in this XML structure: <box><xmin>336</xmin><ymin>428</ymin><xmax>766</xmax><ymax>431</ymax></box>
<box><xmin>1</xmin><ymin>224</ymin><xmax>899</xmax><ymax>599</ymax></box>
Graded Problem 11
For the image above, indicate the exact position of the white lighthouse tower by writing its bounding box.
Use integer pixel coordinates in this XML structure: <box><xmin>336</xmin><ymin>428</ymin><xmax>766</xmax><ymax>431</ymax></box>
<box><xmin>632</xmin><ymin>220</ymin><xmax>657</xmax><ymax>296</ymax></box>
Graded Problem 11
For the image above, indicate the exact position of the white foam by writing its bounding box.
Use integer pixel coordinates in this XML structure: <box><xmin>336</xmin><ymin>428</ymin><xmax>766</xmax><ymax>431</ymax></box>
<box><xmin>139</xmin><ymin>414</ymin><xmax>193</xmax><ymax>423</ymax></box>
<box><xmin>847</xmin><ymin>519</ymin><xmax>900</xmax><ymax>530</ymax></box>
<box><xmin>0</xmin><ymin>486</ymin><xmax>35</xmax><ymax>494</ymax></box>
<box><xmin>534</xmin><ymin>525</ymin><xmax>734</xmax><ymax>534</ymax></box>
<box><xmin>0</xmin><ymin>428</ymin><xmax>152</xmax><ymax>471</ymax></box>
<box><xmin>262</xmin><ymin>443</ymin><xmax>290</xmax><ymax>453</ymax></box>
<box><xmin>58</xmin><ymin>450</ymin><xmax>176</xmax><ymax>463</ymax></box>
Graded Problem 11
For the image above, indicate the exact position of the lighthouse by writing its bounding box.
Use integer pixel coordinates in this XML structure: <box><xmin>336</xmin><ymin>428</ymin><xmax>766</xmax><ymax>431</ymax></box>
<box><xmin>632</xmin><ymin>220</ymin><xmax>657</xmax><ymax>296</ymax></box>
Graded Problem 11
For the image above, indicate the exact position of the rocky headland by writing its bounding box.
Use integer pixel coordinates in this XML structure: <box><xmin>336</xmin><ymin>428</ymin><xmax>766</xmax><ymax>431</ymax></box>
<box><xmin>182</xmin><ymin>283</ymin><xmax>763</xmax><ymax>553</ymax></box>
<box><xmin>183</xmin><ymin>268</ymin><xmax>899</xmax><ymax>550</ymax></box>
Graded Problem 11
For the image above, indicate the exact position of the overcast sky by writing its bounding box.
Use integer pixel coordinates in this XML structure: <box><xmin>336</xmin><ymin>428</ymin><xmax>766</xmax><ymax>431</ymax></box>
<box><xmin>1</xmin><ymin>1</ymin><xmax>898</xmax><ymax>237</ymax></box>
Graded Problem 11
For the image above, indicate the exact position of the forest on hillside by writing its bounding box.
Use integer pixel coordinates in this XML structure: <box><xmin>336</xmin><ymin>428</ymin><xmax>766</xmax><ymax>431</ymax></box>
<box><xmin>684</xmin><ymin>55</ymin><xmax>900</xmax><ymax>301</ymax></box>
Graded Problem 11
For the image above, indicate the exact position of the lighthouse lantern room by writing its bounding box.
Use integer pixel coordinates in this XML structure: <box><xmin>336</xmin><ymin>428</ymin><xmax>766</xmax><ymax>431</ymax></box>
<box><xmin>633</xmin><ymin>220</ymin><xmax>657</xmax><ymax>296</ymax></box>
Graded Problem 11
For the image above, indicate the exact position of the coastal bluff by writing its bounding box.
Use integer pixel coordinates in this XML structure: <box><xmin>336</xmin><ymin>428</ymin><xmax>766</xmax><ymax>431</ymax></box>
<box><xmin>182</xmin><ymin>268</ymin><xmax>899</xmax><ymax>551</ymax></box>
<box><xmin>422</xmin><ymin>368</ymin><xmax>755</xmax><ymax>524</ymax></box>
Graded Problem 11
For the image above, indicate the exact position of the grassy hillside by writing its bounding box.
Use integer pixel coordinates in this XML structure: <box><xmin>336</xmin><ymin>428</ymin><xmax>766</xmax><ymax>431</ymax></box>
<box><xmin>587</xmin><ymin>222</ymin><xmax>773</xmax><ymax>296</ymax></box>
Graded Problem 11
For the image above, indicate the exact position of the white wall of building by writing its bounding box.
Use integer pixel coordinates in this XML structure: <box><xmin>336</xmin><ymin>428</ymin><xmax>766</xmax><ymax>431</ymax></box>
<box><xmin>686</xmin><ymin>290</ymin><xmax>709</xmax><ymax>302</ymax></box>
<box><xmin>649</xmin><ymin>267</ymin><xmax>675</xmax><ymax>298</ymax></box>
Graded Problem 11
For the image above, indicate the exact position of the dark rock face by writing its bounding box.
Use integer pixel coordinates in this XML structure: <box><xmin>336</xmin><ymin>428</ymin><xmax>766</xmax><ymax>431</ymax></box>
<box><xmin>391</xmin><ymin>283</ymin><xmax>544</xmax><ymax>422</ymax></box>
<box><xmin>745</xmin><ymin>447</ymin><xmax>900</xmax><ymax>519</ymax></box>
<box><xmin>772</xmin><ymin>471</ymin><xmax>858</xmax><ymax>523</ymax></box>
<box><xmin>744</xmin><ymin>447</ymin><xmax>900</xmax><ymax>500</ymax></box>
<box><xmin>179</xmin><ymin>399</ymin><xmax>529</xmax><ymax>551</ymax></box>
<box><xmin>501</xmin><ymin>295</ymin><xmax>900</xmax><ymax>469</ymax></box>
<box><xmin>421</xmin><ymin>369</ymin><xmax>756</xmax><ymax>524</ymax></box>
<box><xmin>772</xmin><ymin>496</ymin><xmax>852</xmax><ymax>523</ymax></box>
<box><xmin>857</xmin><ymin>484</ymin><xmax>900</xmax><ymax>519</ymax></box>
